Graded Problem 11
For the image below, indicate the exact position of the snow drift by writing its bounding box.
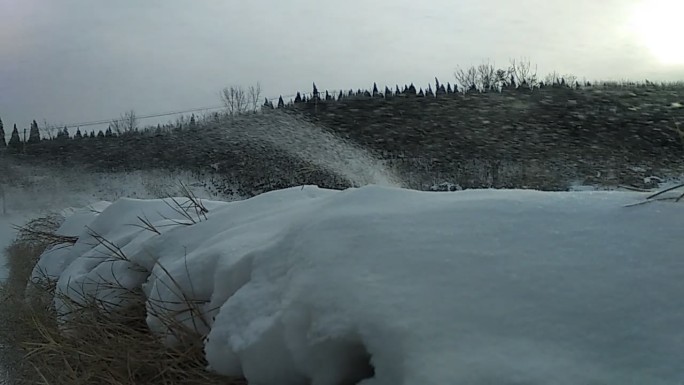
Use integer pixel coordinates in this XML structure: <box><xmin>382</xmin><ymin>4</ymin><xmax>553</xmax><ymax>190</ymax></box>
<box><xmin>30</xmin><ymin>185</ymin><xmax>684</xmax><ymax>384</ymax></box>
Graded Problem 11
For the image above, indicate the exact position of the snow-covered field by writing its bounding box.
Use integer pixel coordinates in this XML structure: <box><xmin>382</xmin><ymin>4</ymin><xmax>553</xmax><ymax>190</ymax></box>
<box><xmin>27</xmin><ymin>184</ymin><xmax>684</xmax><ymax>385</ymax></box>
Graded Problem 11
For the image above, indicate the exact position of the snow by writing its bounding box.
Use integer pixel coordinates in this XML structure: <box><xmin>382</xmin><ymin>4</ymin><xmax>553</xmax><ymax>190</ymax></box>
<box><xmin>30</xmin><ymin>185</ymin><xmax>684</xmax><ymax>385</ymax></box>
<box><xmin>0</xmin><ymin>165</ymin><xmax>242</xmax><ymax>282</ymax></box>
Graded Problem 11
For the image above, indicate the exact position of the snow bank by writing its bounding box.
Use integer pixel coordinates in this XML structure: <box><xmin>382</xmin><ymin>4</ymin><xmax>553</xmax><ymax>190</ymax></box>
<box><xmin>31</xmin><ymin>185</ymin><xmax>684</xmax><ymax>384</ymax></box>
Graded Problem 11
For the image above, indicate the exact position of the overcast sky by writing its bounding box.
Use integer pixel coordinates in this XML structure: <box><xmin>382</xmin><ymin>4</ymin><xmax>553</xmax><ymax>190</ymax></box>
<box><xmin>1</xmin><ymin>0</ymin><xmax>683</xmax><ymax>136</ymax></box>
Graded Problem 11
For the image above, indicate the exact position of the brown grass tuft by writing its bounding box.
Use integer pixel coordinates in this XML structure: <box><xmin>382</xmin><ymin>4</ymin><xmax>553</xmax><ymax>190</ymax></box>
<box><xmin>0</xmin><ymin>216</ymin><xmax>245</xmax><ymax>385</ymax></box>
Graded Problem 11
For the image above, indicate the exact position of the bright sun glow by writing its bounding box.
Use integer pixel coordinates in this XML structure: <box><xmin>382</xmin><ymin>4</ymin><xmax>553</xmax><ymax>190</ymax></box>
<box><xmin>628</xmin><ymin>0</ymin><xmax>684</xmax><ymax>65</ymax></box>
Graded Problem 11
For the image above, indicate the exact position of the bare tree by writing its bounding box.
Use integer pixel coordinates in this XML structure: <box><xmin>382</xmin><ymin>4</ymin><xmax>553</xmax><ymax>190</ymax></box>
<box><xmin>563</xmin><ymin>74</ymin><xmax>578</xmax><ymax>87</ymax></box>
<box><xmin>41</xmin><ymin>120</ymin><xmax>59</xmax><ymax>140</ymax></box>
<box><xmin>110</xmin><ymin>118</ymin><xmax>124</xmax><ymax>135</ymax></box>
<box><xmin>495</xmin><ymin>68</ymin><xmax>510</xmax><ymax>88</ymax></box>
<box><xmin>247</xmin><ymin>83</ymin><xmax>262</xmax><ymax>113</ymax></box>
<box><xmin>476</xmin><ymin>62</ymin><xmax>497</xmax><ymax>90</ymax></box>
<box><xmin>122</xmin><ymin>110</ymin><xmax>137</xmax><ymax>132</ymax></box>
<box><xmin>545</xmin><ymin>71</ymin><xmax>561</xmax><ymax>86</ymax></box>
<box><xmin>454</xmin><ymin>66</ymin><xmax>478</xmax><ymax>92</ymax></box>
<box><xmin>109</xmin><ymin>110</ymin><xmax>138</xmax><ymax>134</ymax></box>
<box><xmin>509</xmin><ymin>58</ymin><xmax>538</xmax><ymax>88</ymax></box>
<box><xmin>220</xmin><ymin>86</ymin><xmax>248</xmax><ymax>116</ymax></box>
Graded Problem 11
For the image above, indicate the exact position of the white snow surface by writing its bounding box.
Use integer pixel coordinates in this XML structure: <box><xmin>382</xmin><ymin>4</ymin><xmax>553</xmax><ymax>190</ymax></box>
<box><xmin>30</xmin><ymin>185</ymin><xmax>684</xmax><ymax>385</ymax></box>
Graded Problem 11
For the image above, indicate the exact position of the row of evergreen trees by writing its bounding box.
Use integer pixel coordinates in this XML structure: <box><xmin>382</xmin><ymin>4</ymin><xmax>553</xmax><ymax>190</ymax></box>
<box><xmin>0</xmin><ymin>116</ymin><xmax>181</xmax><ymax>153</ymax></box>
<box><xmin>3</xmin><ymin>71</ymin><xmax>678</xmax><ymax>153</ymax></box>
<box><xmin>268</xmin><ymin>67</ymin><xmax>591</xmax><ymax>109</ymax></box>
<box><xmin>1</xmin><ymin>119</ymin><xmax>65</xmax><ymax>152</ymax></box>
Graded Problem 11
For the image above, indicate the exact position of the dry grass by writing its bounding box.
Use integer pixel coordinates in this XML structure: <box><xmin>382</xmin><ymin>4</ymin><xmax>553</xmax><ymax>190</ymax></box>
<box><xmin>625</xmin><ymin>183</ymin><xmax>684</xmax><ymax>207</ymax></box>
<box><xmin>4</xmin><ymin>215</ymin><xmax>68</xmax><ymax>299</ymax></box>
<box><xmin>0</xmin><ymin>216</ymin><xmax>245</xmax><ymax>385</ymax></box>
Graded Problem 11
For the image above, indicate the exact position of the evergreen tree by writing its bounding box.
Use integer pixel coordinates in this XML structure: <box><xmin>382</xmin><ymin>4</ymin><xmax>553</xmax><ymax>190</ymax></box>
<box><xmin>189</xmin><ymin>114</ymin><xmax>197</xmax><ymax>129</ymax></box>
<box><xmin>337</xmin><ymin>91</ymin><xmax>343</xmax><ymax>100</ymax></box>
<box><xmin>90</xmin><ymin>131</ymin><xmax>96</xmax><ymax>139</ymax></box>
<box><xmin>97</xmin><ymin>130</ymin><xmax>105</xmax><ymax>138</ymax></box>
<box><xmin>447</xmin><ymin>83</ymin><xmax>453</xmax><ymax>94</ymax></box>
<box><xmin>372</xmin><ymin>83</ymin><xmax>379</xmax><ymax>97</ymax></box>
<box><xmin>0</xmin><ymin>117</ymin><xmax>5</xmax><ymax>148</ymax></box>
<box><xmin>385</xmin><ymin>86</ymin><xmax>392</xmax><ymax>97</ymax></box>
<box><xmin>426</xmin><ymin>85</ymin><xmax>434</xmax><ymax>97</ymax></box>
<box><xmin>28</xmin><ymin>120</ymin><xmax>40</xmax><ymax>144</ymax></box>
<box><xmin>294</xmin><ymin>92</ymin><xmax>302</xmax><ymax>103</ymax></box>
<box><xmin>325</xmin><ymin>91</ymin><xmax>332</xmax><ymax>101</ymax></box>
<box><xmin>408</xmin><ymin>84</ymin><xmax>417</xmax><ymax>95</ymax></box>
<box><xmin>312</xmin><ymin>83</ymin><xmax>319</xmax><ymax>99</ymax></box>
<box><xmin>75</xmin><ymin>128</ymin><xmax>83</xmax><ymax>139</ymax></box>
<box><xmin>417</xmin><ymin>88</ymin><xmax>425</xmax><ymax>97</ymax></box>
<box><xmin>277</xmin><ymin>96</ymin><xmax>285</xmax><ymax>108</ymax></box>
<box><xmin>8</xmin><ymin>124</ymin><xmax>21</xmax><ymax>152</ymax></box>
<box><xmin>105</xmin><ymin>127</ymin><xmax>113</xmax><ymax>137</ymax></box>
<box><xmin>395</xmin><ymin>85</ymin><xmax>401</xmax><ymax>95</ymax></box>
<box><xmin>62</xmin><ymin>127</ymin><xmax>70</xmax><ymax>139</ymax></box>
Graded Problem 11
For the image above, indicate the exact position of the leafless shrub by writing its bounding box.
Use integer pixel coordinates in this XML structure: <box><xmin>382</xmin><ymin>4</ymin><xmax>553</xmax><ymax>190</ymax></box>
<box><xmin>110</xmin><ymin>110</ymin><xmax>138</xmax><ymax>135</ymax></box>
<box><xmin>122</xmin><ymin>110</ymin><xmax>138</xmax><ymax>132</ymax></box>
<box><xmin>454</xmin><ymin>66</ymin><xmax>478</xmax><ymax>92</ymax></box>
<box><xmin>220</xmin><ymin>86</ymin><xmax>248</xmax><ymax>116</ymax></box>
<box><xmin>40</xmin><ymin>120</ymin><xmax>60</xmax><ymax>140</ymax></box>
<box><xmin>248</xmin><ymin>82</ymin><xmax>263</xmax><ymax>113</ymax></box>
<box><xmin>509</xmin><ymin>58</ymin><xmax>538</xmax><ymax>88</ymax></box>
<box><xmin>563</xmin><ymin>74</ymin><xmax>578</xmax><ymax>87</ymax></box>
<box><xmin>495</xmin><ymin>68</ymin><xmax>510</xmax><ymax>89</ymax></box>
<box><xmin>545</xmin><ymin>71</ymin><xmax>561</xmax><ymax>86</ymax></box>
<box><xmin>477</xmin><ymin>61</ymin><xmax>497</xmax><ymax>90</ymax></box>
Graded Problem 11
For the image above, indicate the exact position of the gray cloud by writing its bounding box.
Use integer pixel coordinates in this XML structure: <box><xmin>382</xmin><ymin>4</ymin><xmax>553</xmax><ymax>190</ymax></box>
<box><xmin>1</xmin><ymin>0</ymin><xmax>683</xmax><ymax>136</ymax></box>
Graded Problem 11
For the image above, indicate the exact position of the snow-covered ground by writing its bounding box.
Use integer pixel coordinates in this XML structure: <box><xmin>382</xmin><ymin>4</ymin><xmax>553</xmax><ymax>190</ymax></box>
<box><xmin>0</xmin><ymin>166</ymin><xmax>241</xmax><ymax>279</ymax></box>
<box><xmin>29</xmin><ymin>184</ymin><xmax>684</xmax><ymax>385</ymax></box>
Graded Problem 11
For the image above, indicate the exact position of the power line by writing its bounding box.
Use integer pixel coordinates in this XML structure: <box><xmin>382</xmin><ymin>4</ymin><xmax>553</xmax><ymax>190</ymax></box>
<box><xmin>62</xmin><ymin>105</ymin><xmax>225</xmax><ymax>129</ymax></box>
<box><xmin>57</xmin><ymin>90</ymin><xmax>348</xmax><ymax>130</ymax></box>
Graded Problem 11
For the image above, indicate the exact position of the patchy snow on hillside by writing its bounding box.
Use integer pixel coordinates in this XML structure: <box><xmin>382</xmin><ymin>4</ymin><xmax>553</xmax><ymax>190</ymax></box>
<box><xmin>30</xmin><ymin>185</ymin><xmax>684</xmax><ymax>385</ymax></box>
